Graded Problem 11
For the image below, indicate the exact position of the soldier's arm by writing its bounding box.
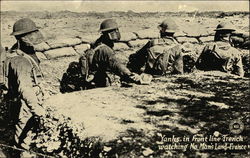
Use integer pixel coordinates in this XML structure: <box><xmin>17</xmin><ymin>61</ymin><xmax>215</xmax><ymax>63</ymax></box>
<box><xmin>10</xmin><ymin>56</ymin><xmax>45</xmax><ymax>116</ymax></box>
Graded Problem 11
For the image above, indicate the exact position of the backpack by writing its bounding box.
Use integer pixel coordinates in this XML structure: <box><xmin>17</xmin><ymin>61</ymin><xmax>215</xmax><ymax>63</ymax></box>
<box><xmin>145</xmin><ymin>44</ymin><xmax>183</xmax><ymax>75</ymax></box>
<box><xmin>196</xmin><ymin>44</ymin><xmax>227</xmax><ymax>71</ymax></box>
<box><xmin>60</xmin><ymin>48</ymin><xmax>96</xmax><ymax>93</ymax></box>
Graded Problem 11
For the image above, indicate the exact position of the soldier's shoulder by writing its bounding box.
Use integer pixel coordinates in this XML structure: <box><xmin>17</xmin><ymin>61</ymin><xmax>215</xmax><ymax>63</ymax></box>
<box><xmin>95</xmin><ymin>43</ymin><xmax>113</xmax><ymax>52</ymax></box>
<box><xmin>9</xmin><ymin>53</ymin><xmax>31</xmax><ymax>68</ymax></box>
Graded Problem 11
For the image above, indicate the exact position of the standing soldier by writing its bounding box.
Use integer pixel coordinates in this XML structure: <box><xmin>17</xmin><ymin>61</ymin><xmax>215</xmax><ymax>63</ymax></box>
<box><xmin>2</xmin><ymin>18</ymin><xmax>46</xmax><ymax>157</ymax></box>
<box><xmin>60</xmin><ymin>19</ymin><xmax>140</xmax><ymax>92</ymax></box>
<box><xmin>127</xmin><ymin>18</ymin><xmax>184</xmax><ymax>76</ymax></box>
<box><xmin>196</xmin><ymin>22</ymin><xmax>244</xmax><ymax>77</ymax></box>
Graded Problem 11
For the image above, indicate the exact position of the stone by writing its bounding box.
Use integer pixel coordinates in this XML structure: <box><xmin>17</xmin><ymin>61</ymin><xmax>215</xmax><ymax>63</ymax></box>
<box><xmin>103</xmin><ymin>146</ymin><xmax>112</xmax><ymax>152</ymax></box>
<box><xmin>142</xmin><ymin>148</ymin><xmax>154</xmax><ymax>156</ymax></box>
<box><xmin>44</xmin><ymin>47</ymin><xmax>78</xmax><ymax>59</ymax></box>
<box><xmin>47</xmin><ymin>38</ymin><xmax>82</xmax><ymax>49</ymax></box>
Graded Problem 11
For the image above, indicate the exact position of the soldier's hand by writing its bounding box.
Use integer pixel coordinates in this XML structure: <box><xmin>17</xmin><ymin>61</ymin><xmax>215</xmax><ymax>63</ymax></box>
<box><xmin>129</xmin><ymin>73</ymin><xmax>141</xmax><ymax>83</ymax></box>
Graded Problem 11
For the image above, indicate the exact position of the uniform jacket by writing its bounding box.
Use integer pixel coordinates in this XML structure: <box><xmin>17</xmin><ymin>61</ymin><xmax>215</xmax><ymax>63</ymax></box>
<box><xmin>6</xmin><ymin>45</ymin><xmax>44</xmax><ymax>117</ymax></box>
<box><xmin>127</xmin><ymin>37</ymin><xmax>183</xmax><ymax>75</ymax></box>
<box><xmin>196</xmin><ymin>41</ymin><xmax>244</xmax><ymax>77</ymax></box>
<box><xmin>90</xmin><ymin>36</ymin><xmax>131</xmax><ymax>78</ymax></box>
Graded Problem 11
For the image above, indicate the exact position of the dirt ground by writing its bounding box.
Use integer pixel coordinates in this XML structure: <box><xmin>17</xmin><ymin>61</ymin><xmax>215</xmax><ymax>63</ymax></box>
<box><xmin>0</xmin><ymin>11</ymin><xmax>249</xmax><ymax>157</ymax></box>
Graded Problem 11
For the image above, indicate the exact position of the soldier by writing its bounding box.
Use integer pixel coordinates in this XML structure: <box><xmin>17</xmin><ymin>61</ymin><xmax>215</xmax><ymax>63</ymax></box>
<box><xmin>2</xmin><ymin>18</ymin><xmax>46</xmax><ymax>157</ymax></box>
<box><xmin>196</xmin><ymin>22</ymin><xmax>244</xmax><ymax>77</ymax></box>
<box><xmin>127</xmin><ymin>18</ymin><xmax>184</xmax><ymax>76</ymax></box>
<box><xmin>60</xmin><ymin>19</ymin><xmax>140</xmax><ymax>92</ymax></box>
<box><xmin>0</xmin><ymin>45</ymin><xmax>7</xmax><ymax>95</ymax></box>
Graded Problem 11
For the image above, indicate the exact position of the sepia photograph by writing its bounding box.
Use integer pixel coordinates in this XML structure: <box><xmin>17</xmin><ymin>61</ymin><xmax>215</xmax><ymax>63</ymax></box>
<box><xmin>0</xmin><ymin>0</ymin><xmax>249</xmax><ymax>157</ymax></box>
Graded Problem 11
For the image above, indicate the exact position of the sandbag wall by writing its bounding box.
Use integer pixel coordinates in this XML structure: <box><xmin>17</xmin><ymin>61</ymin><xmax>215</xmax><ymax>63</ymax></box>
<box><xmin>35</xmin><ymin>30</ymin><xmax>249</xmax><ymax>77</ymax></box>
<box><xmin>35</xmin><ymin>30</ymin><xmax>215</xmax><ymax>60</ymax></box>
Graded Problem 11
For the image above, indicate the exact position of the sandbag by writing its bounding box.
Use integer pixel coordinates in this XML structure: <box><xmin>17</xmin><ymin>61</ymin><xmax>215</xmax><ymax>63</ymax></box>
<box><xmin>36</xmin><ymin>52</ymin><xmax>47</xmax><ymax>60</ymax></box>
<box><xmin>128</xmin><ymin>39</ymin><xmax>149</xmax><ymax>48</ymax></box>
<box><xmin>135</xmin><ymin>29</ymin><xmax>159</xmax><ymax>39</ymax></box>
<box><xmin>47</xmin><ymin>38</ymin><xmax>82</xmax><ymax>49</ymax></box>
<box><xmin>34</xmin><ymin>42</ymin><xmax>51</xmax><ymax>52</ymax></box>
<box><xmin>74</xmin><ymin>44</ymin><xmax>91</xmax><ymax>55</ymax></box>
<box><xmin>120</xmin><ymin>32</ymin><xmax>138</xmax><ymax>41</ymax></box>
<box><xmin>200</xmin><ymin>36</ymin><xmax>214</xmax><ymax>43</ymax></box>
<box><xmin>177</xmin><ymin>37</ymin><xmax>199</xmax><ymax>44</ymax></box>
<box><xmin>113</xmin><ymin>42</ymin><xmax>130</xmax><ymax>50</ymax></box>
<box><xmin>44</xmin><ymin>47</ymin><xmax>78</xmax><ymax>59</ymax></box>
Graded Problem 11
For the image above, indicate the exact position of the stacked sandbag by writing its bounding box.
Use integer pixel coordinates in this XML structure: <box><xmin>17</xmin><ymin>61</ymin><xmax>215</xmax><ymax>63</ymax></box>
<box><xmin>44</xmin><ymin>47</ymin><xmax>78</xmax><ymax>59</ymax></box>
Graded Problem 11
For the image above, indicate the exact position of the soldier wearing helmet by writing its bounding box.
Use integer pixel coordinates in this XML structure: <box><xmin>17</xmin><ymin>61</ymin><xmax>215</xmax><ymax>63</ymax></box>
<box><xmin>2</xmin><ymin>18</ymin><xmax>46</xmax><ymax>157</ymax></box>
<box><xmin>84</xmin><ymin>19</ymin><xmax>140</xmax><ymax>87</ymax></box>
<box><xmin>60</xmin><ymin>19</ymin><xmax>140</xmax><ymax>92</ymax></box>
<box><xmin>93</xmin><ymin>19</ymin><xmax>121</xmax><ymax>48</ymax></box>
<box><xmin>196</xmin><ymin>22</ymin><xmax>244</xmax><ymax>77</ymax></box>
<box><xmin>214</xmin><ymin>22</ymin><xmax>236</xmax><ymax>41</ymax></box>
<box><xmin>127</xmin><ymin>18</ymin><xmax>184</xmax><ymax>75</ymax></box>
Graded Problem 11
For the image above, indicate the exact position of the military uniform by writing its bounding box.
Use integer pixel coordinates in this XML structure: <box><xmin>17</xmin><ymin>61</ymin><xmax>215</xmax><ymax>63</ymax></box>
<box><xmin>86</xmin><ymin>36</ymin><xmax>133</xmax><ymax>87</ymax></box>
<box><xmin>4</xmin><ymin>45</ymin><xmax>45</xmax><ymax>151</ymax></box>
<box><xmin>196</xmin><ymin>41</ymin><xmax>244</xmax><ymax>76</ymax></box>
<box><xmin>127</xmin><ymin>37</ymin><xmax>183</xmax><ymax>75</ymax></box>
<box><xmin>60</xmin><ymin>36</ymin><xmax>134</xmax><ymax>92</ymax></box>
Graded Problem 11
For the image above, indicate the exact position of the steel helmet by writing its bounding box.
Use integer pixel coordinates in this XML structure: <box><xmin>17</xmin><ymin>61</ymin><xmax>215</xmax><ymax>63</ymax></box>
<box><xmin>99</xmin><ymin>19</ymin><xmax>119</xmax><ymax>32</ymax></box>
<box><xmin>214</xmin><ymin>22</ymin><xmax>235</xmax><ymax>31</ymax></box>
<box><xmin>158</xmin><ymin>18</ymin><xmax>178</xmax><ymax>33</ymax></box>
<box><xmin>11</xmin><ymin>18</ymin><xmax>39</xmax><ymax>36</ymax></box>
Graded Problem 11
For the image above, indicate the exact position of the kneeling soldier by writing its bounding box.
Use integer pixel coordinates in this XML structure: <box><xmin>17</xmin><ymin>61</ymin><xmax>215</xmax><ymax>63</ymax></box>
<box><xmin>60</xmin><ymin>19</ymin><xmax>140</xmax><ymax>92</ymax></box>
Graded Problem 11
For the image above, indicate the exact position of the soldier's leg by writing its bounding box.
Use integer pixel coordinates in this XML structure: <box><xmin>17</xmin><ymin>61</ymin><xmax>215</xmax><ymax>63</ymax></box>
<box><xmin>93</xmin><ymin>71</ymin><xmax>111</xmax><ymax>87</ymax></box>
<box><xmin>15</xmin><ymin>101</ymin><xmax>33</xmax><ymax>149</ymax></box>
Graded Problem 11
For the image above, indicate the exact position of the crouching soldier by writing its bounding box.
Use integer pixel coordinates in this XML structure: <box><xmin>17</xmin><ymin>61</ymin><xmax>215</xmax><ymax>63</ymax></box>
<box><xmin>127</xmin><ymin>18</ymin><xmax>184</xmax><ymax>76</ymax></box>
<box><xmin>196</xmin><ymin>22</ymin><xmax>244</xmax><ymax>77</ymax></box>
<box><xmin>2</xmin><ymin>18</ymin><xmax>46</xmax><ymax>157</ymax></box>
<box><xmin>60</xmin><ymin>19</ymin><xmax>140</xmax><ymax>92</ymax></box>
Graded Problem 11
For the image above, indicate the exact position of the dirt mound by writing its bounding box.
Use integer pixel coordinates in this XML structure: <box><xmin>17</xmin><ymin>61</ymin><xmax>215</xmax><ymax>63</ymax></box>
<box><xmin>23</xmin><ymin>71</ymin><xmax>249</xmax><ymax>157</ymax></box>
